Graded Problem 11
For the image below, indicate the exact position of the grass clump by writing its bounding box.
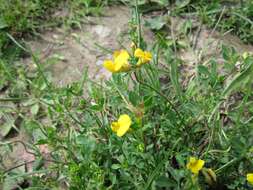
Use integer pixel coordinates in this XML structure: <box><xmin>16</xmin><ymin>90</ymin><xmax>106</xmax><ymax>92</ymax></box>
<box><xmin>186</xmin><ymin>0</ymin><xmax>253</xmax><ymax>44</ymax></box>
<box><xmin>0</xmin><ymin>0</ymin><xmax>108</xmax><ymax>56</ymax></box>
<box><xmin>0</xmin><ymin>0</ymin><xmax>64</xmax><ymax>53</ymax></box>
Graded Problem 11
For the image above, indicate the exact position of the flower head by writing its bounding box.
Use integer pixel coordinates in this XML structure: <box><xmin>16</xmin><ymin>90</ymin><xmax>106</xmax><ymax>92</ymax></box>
<box><xmin>187</xmin><ymin>157</ymin><xmax>205</xmax><ymax>174</ymax></box>
<box><xmin>134</xmin><ymin>48</ymin><xmax>152</xmax><ymax>66</ymax></box>
<box><xmin>111</xmin><ymin>114</ymin><xmax>132</xmax><ymax>137</ymax></box>
<box><xmin>247</xmin><ymin>173</ymin><xmax>253</xmax><ymax>185</ymax></box>
<box><xmin>103</xmin><ymin>50</ymin><xmax>130</xmax><ymax>73</ymax></box>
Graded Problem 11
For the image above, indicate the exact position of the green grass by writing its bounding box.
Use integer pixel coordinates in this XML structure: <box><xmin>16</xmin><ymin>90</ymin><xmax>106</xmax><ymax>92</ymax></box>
<box><xmin>0</xmin><ymin>0</ymin><xmax>253</xmax><ymax>189</ymax></box>
<box><xmin>187</xmin><ymin>0</ymin><xmax>253</xmax><ymax>44</ymax></box>
<box><xmin>130</xmin><ymin>0</ymin><xmax>253</xmax><ymax>44</ymax></box>
<box><xmin>0</xmin><ymin>0</ymin><xmax>108</xmax><ymax>57</ymax></box>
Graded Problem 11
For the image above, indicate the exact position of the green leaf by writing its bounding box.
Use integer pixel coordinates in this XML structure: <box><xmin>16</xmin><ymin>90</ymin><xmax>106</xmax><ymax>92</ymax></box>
<box><xmin>198</xmin><ymin>65</ymin><xmax>210</xmax><ymax>76</ymax></box>
<box><xmin>90</xmin><ymin>103</ymin><xmax>102</xmax><ymax>111</ymax></box>
<box><xmin>0</xmin><ymin>18</ymin><xmax>8</xmax><ymax>29</ymax></box>
<box><xmin>111</xmin><ymin>164</ymin><xmax>121</xmax><ymax>170</ymax></box>
<box><xmin>155</xmin><ymin>176</ymin><xmax>176</xmax><ymax>188</ymax></box>
<box><xmin>3</xmin><ymin>166</ymin><xmax>25</xmax><ymax>190</ymax></box>
<box><xmin>176</xmin><ymin>0</ymin><xmax>191</xmax><ymax>9</ymax></box>
<box><xmin>32</xmin><ymin>157</ymin><xmax>44</xmax><ymax>171</ymax></box>
<box><xmin>222</xmin><ymin>45</ymin><xmax>230</xmax><ymax>61</ymax></box>
<box><xmin>167</xmin><ymin>55</ymin><xmax>183</xmax><ymax>101</ymax></box>
<box><xmin>222</xmin><ymin>60</ymin><xmax>253</xmax><ymax>97</ymax></box>
<box><xmin>31</xmin><ymin>103</ymin><xmax>39</xmax><ymax>116</ymax></box>
<box><xmin>0</xmin><ymin>114</ymin><xmax>15</xmax><ymax>139</ymax></box>
<box><xmin>129</xmin><ymin>91</ymin><xmax>139</xmax><ymax>106</ymax></box>
<box><xmin>142</xmin><ymin>160</ymin><xmax>165</xmax><ymax>190</ymax></box>
<box><xmin>144</xmin><ymin>95</ymin><xmax>153</xmax><ymax>108</ymax></box>
<box><xmin>145</xmin><ymin>16</ymin><xmax>167</xmax><ymax>30</ymax></box>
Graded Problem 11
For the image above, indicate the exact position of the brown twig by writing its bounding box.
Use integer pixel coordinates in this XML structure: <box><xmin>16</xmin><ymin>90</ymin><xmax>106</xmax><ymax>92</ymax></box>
<box><xmin>3</xmin><ymin>159</ymin><xmax>69</xmax><ymax>175</ymax></box>
<box><xmin>3</xmin><ymin>140</ymin><xmax>37</xmax><ymax>156</ymax></box>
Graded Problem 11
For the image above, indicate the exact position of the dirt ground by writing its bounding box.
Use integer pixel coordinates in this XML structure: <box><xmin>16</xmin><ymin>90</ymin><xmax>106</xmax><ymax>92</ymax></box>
<box><xmin>23</xmin><ymin>7</ymin><xmax>253</xmax><ymax>86</ymax></box>
<box><xmin>23</xmin><ymin>6</ymin><xmax>154</xmax><ymax>86</ymax></box>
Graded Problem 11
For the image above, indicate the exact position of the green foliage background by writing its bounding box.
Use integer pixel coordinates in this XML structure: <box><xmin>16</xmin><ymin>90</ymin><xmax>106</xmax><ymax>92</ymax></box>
<box><xmin>0</xmin><ymin>0</ymin><xmax>253</xmax><ymax>189</ymax></box>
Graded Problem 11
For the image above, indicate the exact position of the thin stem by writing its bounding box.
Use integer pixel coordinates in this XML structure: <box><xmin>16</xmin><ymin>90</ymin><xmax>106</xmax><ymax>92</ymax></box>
<box><xmin>3</xmin><ymin>160</ymin><xmax>35</xmax><ymax>174</ymax></box>
<box><xmin>210</xmin><ymin>6</ymin><xmax>226</xmax><ymax>36</ymax></box>
<box><xmin>134</xmin><ymin>73</ymin><xmax>187</xmax><ymax>128</ymax></box>
<box><xmin>3</xmin><ymin>158</ymin><xmax>69</xmax><ymax>175</ymax></box>
<box><xmin>0</xmin><ymin>97</ymin><xmax>29</xmax><ymax>102</ymax></box>
<box><xmin>215</xmin><ymin>158</ymin><xmax>239</xmax><ymax>174</ymax></box>
<box><xmin>135</xmin><ymin>0</ymin><xmax>141</xmax><ymax>48</ymax></box>
<box><xmin>7</xmin><ymin>33</ymin><xmax>51</xmax><ymax>89</ymax></box>
<box><xmin>0</xmin><ymin>140</ymin><xmax>38</xmax><ymax>156</ymax></box>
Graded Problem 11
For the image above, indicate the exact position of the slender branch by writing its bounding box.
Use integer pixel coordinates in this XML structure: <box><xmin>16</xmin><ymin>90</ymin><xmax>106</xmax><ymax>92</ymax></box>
<box><xmin>1</xmin><ymin>140</ymin><xmax>37</xmax><ymax>156</ymax></box>
<box><xmin>215</xmin><ymin>158</ymin><xmax>239</xmax><ymax>174</ymax></box>
<box><xmin>3</xmin><ymin>160</ymin><xmax>35</xmax><ymax>174</ymax></box>
<box><xmin>0</xmin><ymin>97</ymin><xmax>29</xmax><ymax>102</ymax></box>
<box><xmin>134</xmin><ymin>73</ymin><xmax>187</xmax><ymax>128</ymax></box>
<box><xmin>3</xmin><ymin>159</ymin><xmax>69</xmax><ymax>175</ymax></box>
<box><xmin>7</xmin><ymin>33</ymin><xmax>51</xmax><ymax>89</ymax></box>
<box><xmin>135</xmin><ymin>0</ymin><xmax>141</xmax><ymax>48</ymax></box>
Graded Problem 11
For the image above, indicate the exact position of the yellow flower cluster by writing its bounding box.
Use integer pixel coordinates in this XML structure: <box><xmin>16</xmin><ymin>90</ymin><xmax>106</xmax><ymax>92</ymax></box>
<box><xmin>104</xmin><ymin>46</ymin><xmax>252</xmax><ymax>188</ymax></box>
<box><xmin>103</xmin><ymin>48</ymin><xmax>152</xmax><ymax>73</ymax></box>
<box><xmin>103</xmin><ymin>50</ymin><xmax>131</xmax><ymax>73</ymax></box>
<box><xmin>103</xmin><ymin>46</ymin><xmax>151</xmax><ymax>136</ymax></box>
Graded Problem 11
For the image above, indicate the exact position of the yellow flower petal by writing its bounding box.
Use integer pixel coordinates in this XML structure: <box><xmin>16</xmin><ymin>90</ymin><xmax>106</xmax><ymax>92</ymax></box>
<box><xmin>116</xmin><ymin>114</ymin><xmax>132</xmax><ymax>137</ymax></box>
<box><xmin>111</xmin><ymin>114</ymin><xmax>132</xmax><ymax>137</ymax></box>
<box><xmin>103</xmin><ymin>50</ymin><xmax>130</xmax><ymax>73</ymax></box>
<box><xmin>114</xmin><ymin>50</ymin><xmax>130</xmax><ymax>72</ymax></box>
<box><xmin>134</xmin><ymin>48</ymin><xmax>144</xmax><ymax>58</ymax></box>
<box><xmin>117</xmin><ymin>114</ymin><xmax>131</xmax><ymax>137</ymax></box>
<box><xmin>113</xmin><ymin>50</ymin><xmax>121</xmax><ymax>59</ymax></box>
<box><xmin>187</xmin><ymin>157</ymin><xmax>205</xmax><ymax>174</ymax></box>
<box><xmin>144</xmin><ymin>51</ymin><xmax>152</xmax><ymax>62</ymax></box>
<box><xmin>111</xmin><ymin>122</ymin><xmax>120</xmax><ymax>133</ymax></box>
<box><xmin>134</xmin><ymin>48</ymin><xmax>152</xmax><ymax>66</ymax></box>
<box><xmin>103</xmin><ymin>60</ymin><xmax>116</xmax><ymax>72</ymax></box>
<box><xmin>118</xmin><ymin>114</ymin><xmax>131</xmax><ymax>126</ymax></box>
<box><xmin>247</xmin><ymin>173</ymin><xmax>253</xmax><ymax>185</ymax></box>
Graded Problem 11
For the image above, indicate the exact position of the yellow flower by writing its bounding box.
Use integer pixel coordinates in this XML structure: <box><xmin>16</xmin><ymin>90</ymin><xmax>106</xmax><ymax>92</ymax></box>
<box><xmin>134</xmin><ymin>48</ymin><xmax>152</xmax><ymax>66</ymax></box>
<box><xmin>103</xmin><ymin>60</ymin><xmax>116</xmax><ymax>72</ymax></box>
<box><xmin>111</xmin><ymin>114</ymin><xmax>132</xmax><ymax>137</ymax></box>
<box><xmin>187</xmin><ymin>157</ymin><xmax>205</xmax><ymax>174</ymax></box>
<box><xmin>247</xmin><ymin>173</ymin><xmax>253</xmax><ymax>185</ymax></box>
<box><xmin>103</xmin><ymin>50</ymin><xmax>130</xmax><ymax>73</ymax></box>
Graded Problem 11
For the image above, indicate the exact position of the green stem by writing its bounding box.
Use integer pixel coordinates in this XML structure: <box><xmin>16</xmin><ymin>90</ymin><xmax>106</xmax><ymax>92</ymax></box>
<box><xmin>7</xmin><ymin>33</ymin><xmax>51</xmax><ymax>89</ymax></box>
<box><xmin>134</xmin><ymin>72</ymin><xmax>187</xmax><ymax>128</ymax></box>
<box><xmin>215</xmin><ymin>158</ymin><xmax>239</xmax><ymax>174</ymax></box>
<box><xmin>0</xmin><ymin>97</ymin><xmax>28</xmax><ymax>102</ymax></box>
<box><xmin>135</xmin><ymin>0</ymin><xmax>141</xmax><ymax>48</ymax></box>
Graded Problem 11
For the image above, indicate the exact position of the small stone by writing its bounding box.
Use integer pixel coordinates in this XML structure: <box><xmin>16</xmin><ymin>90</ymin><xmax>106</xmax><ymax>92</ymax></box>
<box><xmin>96</xmin><ymin>60</ymin><xmax>104</xmax><ymax>66</ymax></box>
<box><xmin>93</xmin><ymin>25</ymin><xmax>111</xmax><ymax>38</ymax></box>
